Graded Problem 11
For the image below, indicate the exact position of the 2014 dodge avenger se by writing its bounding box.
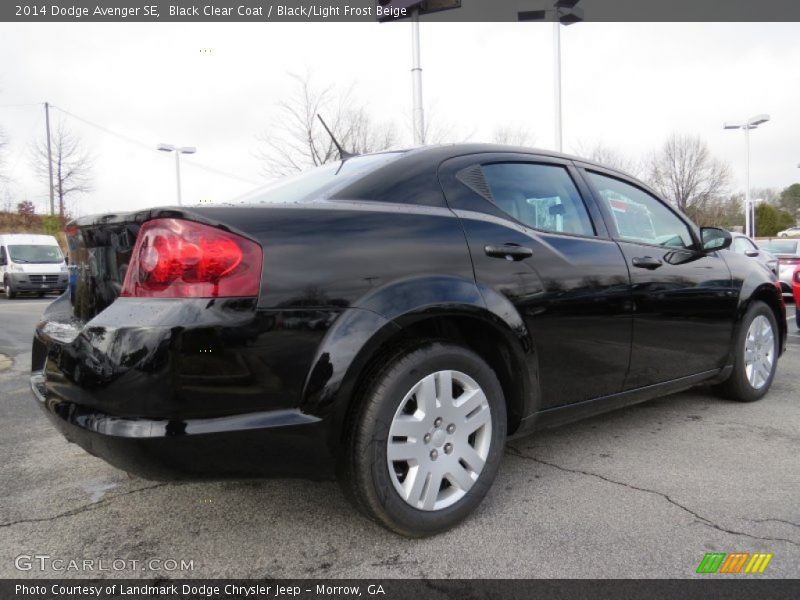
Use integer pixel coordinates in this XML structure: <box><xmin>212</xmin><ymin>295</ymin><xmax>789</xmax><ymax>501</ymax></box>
<box><xmin>30</xmin><ymin>144</ymin><xmax>786</xmax><ymax>536</ymax></box>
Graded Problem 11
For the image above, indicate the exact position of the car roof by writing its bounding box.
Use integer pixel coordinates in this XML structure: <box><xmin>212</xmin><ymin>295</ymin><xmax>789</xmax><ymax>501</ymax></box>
<box><xmin>372</xmin><ymin>143</ymin><xmax>638</xmax><ymax>179</ymax></box>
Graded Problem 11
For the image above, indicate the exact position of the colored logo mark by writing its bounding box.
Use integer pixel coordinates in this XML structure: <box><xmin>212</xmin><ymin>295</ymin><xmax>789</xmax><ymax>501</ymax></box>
<box><xmin>696</xmin><ymin>552</ymin><xmax>773</xmax><ymax>574</ymax></box>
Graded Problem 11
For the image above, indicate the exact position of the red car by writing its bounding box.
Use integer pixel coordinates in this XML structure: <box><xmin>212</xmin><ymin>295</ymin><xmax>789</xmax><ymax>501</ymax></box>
<box><xmin>794</xmin><ymin>265</ymin><xmax>800</xmax><ymax>329</ymax></box>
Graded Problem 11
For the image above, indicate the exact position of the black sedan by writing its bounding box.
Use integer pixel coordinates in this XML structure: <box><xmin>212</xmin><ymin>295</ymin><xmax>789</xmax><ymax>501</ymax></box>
<box><xmin>31</xmin><ymin>144</ymin><xmax>786</xmax><ymax>537</ymax></box>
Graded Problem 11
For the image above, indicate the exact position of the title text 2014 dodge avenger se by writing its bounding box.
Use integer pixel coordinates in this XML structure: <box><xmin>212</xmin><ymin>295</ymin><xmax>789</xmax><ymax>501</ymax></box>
<box><xmin>31</xmin><ymin>145</ymin><xmax>786</xmax><ymax>536</ymax></box>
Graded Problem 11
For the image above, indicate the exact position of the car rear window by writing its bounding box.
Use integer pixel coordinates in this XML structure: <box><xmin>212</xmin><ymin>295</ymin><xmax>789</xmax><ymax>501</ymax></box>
<box><xmin>234</xmin><ymin>152</ymin><xmax>405</xmax><ymax>205</ymax></box>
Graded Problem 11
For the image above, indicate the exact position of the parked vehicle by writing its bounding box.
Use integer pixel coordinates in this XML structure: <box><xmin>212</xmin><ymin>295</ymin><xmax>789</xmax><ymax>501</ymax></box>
<box><xmin>729</xmin><ymin>232</ymin><xmax>778</xmax><ymax>275</ymax></box>
<box><xmin>793</xmin><ymin>266</ymin><xmax>800</xmax><ymax>329</ymax></box>
<box><xmin>757</xmin><ymin>238</ymin><xmax>800</xmax><ymax>296</ymax></box>
<box><xmin>777</xmin><ymin>226</ymin><xmax>800</xmax><ymax>238</ymax></box>
<box><xmin>0</xmin><ymin>233</ymin><xmax>68</xmax><ymax>299</ymax></box>
<box><xmin>30</xmin><ymin>145</ymin><xmax>786</xmax><ymax>536</ymax></box>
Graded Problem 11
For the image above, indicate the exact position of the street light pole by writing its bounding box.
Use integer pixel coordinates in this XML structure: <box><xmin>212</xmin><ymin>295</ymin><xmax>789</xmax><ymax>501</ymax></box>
<box><xmin>411</xmin><ymin>8</ymin><xmax>425</xmax><ymax>145</ymax></box>
<box><xmin>377</xmin><ymin>2</ymin><xmax>461</xmax><ymax>145</ymax></box>
<box><xmin>744</xmin><ymin>124</ymin><xmax>751</xmax><ymax>238</ymax></box>
<box><xmin>157</xmin><ymin>143</ymin><xmax>196</xmax><ymax>206</ymax></box>
<box><xmin>724</xmin><ymin>114</ymin><xmax>769</xmax><ymax>238</ymax></box>
<box><xmin>518</xmin><ymin>1</ymin><xmax>583</xmax><ymax>153</ymax></box>
<box><xmin>553</xmin><ymin>22</ymin><xmax>562</xmax><ymax>152</ymax></box>
<box><xmin>173</xmin><ymin>150</ymin><xmax>183</xmax><ymax>205</ymax></box>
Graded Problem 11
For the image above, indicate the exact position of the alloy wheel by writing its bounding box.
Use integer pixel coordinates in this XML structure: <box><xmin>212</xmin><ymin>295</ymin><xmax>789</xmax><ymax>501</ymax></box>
<box><xmin>386</xmin><ymin>370</ymin><xmax>492</xmax><ymax>511</ymax></box>
<box><xmin>744</xmin><ymin>315</ymin><xmax>775</xmax><ymax>390</ymax></box>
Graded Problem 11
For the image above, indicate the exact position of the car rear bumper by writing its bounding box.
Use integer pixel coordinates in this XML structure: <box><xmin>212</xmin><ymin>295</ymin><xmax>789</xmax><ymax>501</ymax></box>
<box><xmin>30</xmin><ymin>371</ymin><xmax>334</xmax><ymax>480</ymax></box>
<box><xmin>30</xmin><ymin>296</ymin><xmax>341</xmax><ymax>480</ymax></box>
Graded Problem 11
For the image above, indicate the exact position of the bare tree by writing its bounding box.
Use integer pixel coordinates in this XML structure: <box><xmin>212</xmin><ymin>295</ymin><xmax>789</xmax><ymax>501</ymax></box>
<box><xmin>492</xmin><ymin>124</ymin><xmax>537</xmax><ymax>147</ymax></box>
<box><xmin>572</xmin><ymin>140</ymin><xmax>641</xmax><ymax>177</ymax></box>
<box><xmin>32</xmin><ymin>121</ymin><xmax>93</xmax><ymax>218</ymax></box>
<box><xmin>644</xmin><ymin>133</ymin><xmax>731</xmax><ymax>221</ymax></box>
<box><xmin>750</xmin><ymin>187</ymin><xmax>780</xmax><ymax>205</ymax></box>
<box><xmin>257</xmin><ymin>73</ymin><xmax>399</xmax><ymax>177</ymax></box>
<box><xmin>416</xmin><ymin>103</ymin><xmax>475</xmax><ymax>145</ymax></box>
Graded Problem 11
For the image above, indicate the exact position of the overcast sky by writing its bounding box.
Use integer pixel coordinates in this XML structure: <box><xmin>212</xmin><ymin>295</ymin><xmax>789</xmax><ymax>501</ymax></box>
<box><xmin>0</xmin><ymin>22</ymin><xmax>798</xmax><ymax>217</ymax></box>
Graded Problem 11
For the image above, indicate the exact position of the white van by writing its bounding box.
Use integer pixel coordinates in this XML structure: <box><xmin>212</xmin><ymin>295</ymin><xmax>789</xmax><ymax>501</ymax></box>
<box><xmin>0</xmin><ymin>234</ymin><xmax>69</xmax><ymax>299</ymax></box>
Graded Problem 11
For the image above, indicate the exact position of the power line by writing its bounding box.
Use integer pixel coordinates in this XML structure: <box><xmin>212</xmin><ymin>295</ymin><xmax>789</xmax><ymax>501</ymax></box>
<box><xmin>0</xmin><ymin>102</ymin><xmax>43</xmax><ymax>109</ymax></box>
<box><xmin>52</xmin><ymin>105</ymin><xmax>152</xmax><ymax>152</ymax></box>
<box><xmin>50</xmin><ymin>105</ymin><xmax>261</xmax><ymax>186</ymax></box>
<box><xmin>182</xmin><ymin>157</ymin><xmax>261</xmax><ymax>185</ymax></box>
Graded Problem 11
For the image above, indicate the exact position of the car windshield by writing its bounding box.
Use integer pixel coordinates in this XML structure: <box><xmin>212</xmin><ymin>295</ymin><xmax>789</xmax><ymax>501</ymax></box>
<box><xmin>759</xmin><ymin>240</ymin><xmax>799</xmax><ymax>254</ymax></box>
<box><xmin>8</xmin><ymin>244</ymin><xmax>64</xmax><ymax>264</ymax></box>
<box><xmin>235</xmin><ymin>152</ymin><xmax>405</xmax><ymax>205</ymax></box>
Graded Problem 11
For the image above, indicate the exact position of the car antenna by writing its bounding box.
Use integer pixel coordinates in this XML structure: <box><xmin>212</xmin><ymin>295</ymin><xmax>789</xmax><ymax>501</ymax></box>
<box><xmin>317</xmin><ymin>114</ymin><xmax>356</xmax><ymax>161</ymax></box>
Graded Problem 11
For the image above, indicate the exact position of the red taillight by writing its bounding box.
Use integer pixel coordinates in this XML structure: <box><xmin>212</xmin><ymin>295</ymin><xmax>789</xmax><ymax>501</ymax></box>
<box><xmin>120</xmin><ymin>218</ymin><xmax>262</xmax><ymax>298</ymax></box>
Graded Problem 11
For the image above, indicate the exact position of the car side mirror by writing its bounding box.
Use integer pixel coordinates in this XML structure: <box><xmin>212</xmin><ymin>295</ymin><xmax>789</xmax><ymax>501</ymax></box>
<box><xmin>700</xmin><ymin>227</ymin><xmax>732</xmax><ymax>252</ymax></box>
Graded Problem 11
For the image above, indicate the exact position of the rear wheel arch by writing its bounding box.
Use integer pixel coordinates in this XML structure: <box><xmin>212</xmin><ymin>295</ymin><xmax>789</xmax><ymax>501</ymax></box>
<box><xmin>340</xmin><ymin>341</ymin><xmax>507</xmax><ymax>535</ymax></box>
<box><xmin>335</xmin><ymin>311</ymin><xmax>537</xmax><ymax>461</ymax></box>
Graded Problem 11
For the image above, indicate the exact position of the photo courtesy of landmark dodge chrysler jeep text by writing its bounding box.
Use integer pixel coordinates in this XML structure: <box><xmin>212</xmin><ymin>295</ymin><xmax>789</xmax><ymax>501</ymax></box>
<box><xmin>30</xmin><ymin>144</ymin><xmax>786</xmax><ymax>537</ymax></box>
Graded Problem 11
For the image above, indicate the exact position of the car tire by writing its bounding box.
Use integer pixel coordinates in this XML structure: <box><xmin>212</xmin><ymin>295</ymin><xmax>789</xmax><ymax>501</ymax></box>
<box><xmin>713</xmin><ymin>300</ymin><xmax>779</xmax><ymax>402</ymax></box>
<box><xmin>3</xmin><ymin>278</ymin><xmax>16</xmax><ymax>299</ymax></box>
<box><xmin>341</xmin><ymin>341</ymin><xmax>507</xmax><ymax>537</ymax></box>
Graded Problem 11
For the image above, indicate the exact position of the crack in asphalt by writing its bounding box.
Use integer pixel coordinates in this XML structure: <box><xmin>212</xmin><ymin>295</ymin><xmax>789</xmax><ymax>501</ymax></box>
<box><xmin>0</xmin><ymin>482</ymin><xmax>168</xmax><ymax>529</ymax></box>
<box><xmin>750</xmin><ymin>517</ymin><xmax>800</xmax><ymax>530</ymax></box>
<box><xmin>505</xmin><ymin>445</ymin><xmax>800</xmax><ymax>548</ymax></box>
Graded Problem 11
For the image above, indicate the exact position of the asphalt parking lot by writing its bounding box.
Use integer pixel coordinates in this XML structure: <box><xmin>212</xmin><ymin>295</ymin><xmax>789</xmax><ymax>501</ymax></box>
<box><xmin>0</xmin><ymin>295</ymin><xmax>798</xmax><ymax>579</ymax></box>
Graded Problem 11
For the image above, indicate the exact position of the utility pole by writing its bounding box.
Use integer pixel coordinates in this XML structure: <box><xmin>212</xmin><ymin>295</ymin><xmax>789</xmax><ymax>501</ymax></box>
<box><xmin>44</xmin><ymin>102</ymin><xmax>55</xmax><ymax>216</ymax></box>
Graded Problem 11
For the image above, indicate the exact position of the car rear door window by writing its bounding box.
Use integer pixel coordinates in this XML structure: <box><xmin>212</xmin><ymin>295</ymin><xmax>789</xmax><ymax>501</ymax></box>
<box><xmin>586</xmin><ymin>172</ymin><xmax>694</xmax><ymax>249</ymax></box>
<box><xmin>481</xmin><ymin>163</ymin><xmax>595</xmax><ymax>237</ymax></box>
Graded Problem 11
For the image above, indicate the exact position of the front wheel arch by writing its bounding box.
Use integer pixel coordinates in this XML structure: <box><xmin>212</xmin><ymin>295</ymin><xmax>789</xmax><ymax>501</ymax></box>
<box><xmin>741</xmin><ymin>284</ymin><xmax>786</xmax><ymax>357</ymax></box>
<box><xmin>714</xmin><ymin>299</ymin><xmax>780</xmax><ymax>402</ymax></box>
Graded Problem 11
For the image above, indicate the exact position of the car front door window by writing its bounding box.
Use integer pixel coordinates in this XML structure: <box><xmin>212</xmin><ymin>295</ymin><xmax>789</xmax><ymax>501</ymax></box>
<box><xmin>586</xmin><ymin>173</ymin><xmax>694</xmax><ymax>248</ymax></box>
